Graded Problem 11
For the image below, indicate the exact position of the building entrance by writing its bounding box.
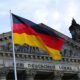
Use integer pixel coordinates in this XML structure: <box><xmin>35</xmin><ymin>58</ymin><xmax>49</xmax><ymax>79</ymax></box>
<box><xmin>7</xmin><ymin>70</ymin><xmax>26</xmax><ymax>80</ymax></box>
<box><xmin>62</xmin><ymin>73</ymin><xmax>78</xmax><ymax>80</ymax></box>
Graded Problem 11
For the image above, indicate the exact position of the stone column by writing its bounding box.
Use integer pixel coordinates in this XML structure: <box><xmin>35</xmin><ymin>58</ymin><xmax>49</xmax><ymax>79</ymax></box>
<box><xmin>53</xmin><ymin>71</ymin><xmax>63</xmax><ymax>80</ymax></box>
<box><xmin>25</xmin><ymin>69</ymin><xmax>36</xmax><ymax>80</ymax></box>
<box><xmin>0</xmin><ymin>68</ymin><xmax>8</xmax><ymax>80</ymax></box>
<box><xmin>78</xmin><ymin>73</ymin><xmax>80</xmax><ymax>80</ymax></box>
<box><xmin>0</xmin><ymin>74</ymin><xmax>6</xmax><ymax>80</ymax></box>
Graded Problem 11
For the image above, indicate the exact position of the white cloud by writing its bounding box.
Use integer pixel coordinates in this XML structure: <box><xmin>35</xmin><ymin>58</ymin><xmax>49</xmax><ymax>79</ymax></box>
<box><xmin>34</xmin><ymin>9</ymin><xmax>48</xmax><ymax>24</ymax></box>
<box><xmin>65</xmin><ymin>0</ymin><xmax>78</xmax><ymax>24</ymax></box>
<box><xmin>52</xmin><ymin>11</ymin><xmax>60</xmax><ymax>21</ymax></box>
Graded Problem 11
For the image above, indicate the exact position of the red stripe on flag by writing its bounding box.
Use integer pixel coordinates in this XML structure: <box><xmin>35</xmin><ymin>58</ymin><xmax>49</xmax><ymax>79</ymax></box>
<box><xmin>13</xmin><ymin>23</ymin><xmax>64</xmax><ymax>50</ymax></box>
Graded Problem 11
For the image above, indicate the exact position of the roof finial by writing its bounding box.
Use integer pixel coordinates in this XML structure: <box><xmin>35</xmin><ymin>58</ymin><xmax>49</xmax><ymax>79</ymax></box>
<box><xmin>72</xmin><ymin>18</ymin><xmax>76</xmax><ymax>25</ymax></box>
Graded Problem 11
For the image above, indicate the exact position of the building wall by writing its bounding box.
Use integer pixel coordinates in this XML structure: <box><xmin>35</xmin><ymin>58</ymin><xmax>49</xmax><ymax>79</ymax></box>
<box><xmin>0</xmin><ymin>24</ymin><xmax>80</xmax><ymax>80</ymax></box>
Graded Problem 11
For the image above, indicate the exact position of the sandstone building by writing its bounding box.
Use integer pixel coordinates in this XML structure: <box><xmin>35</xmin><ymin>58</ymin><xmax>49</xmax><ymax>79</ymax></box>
<box><xmin>0</xmin><ymin>19</ymin><xmax>80</xmax><ymax>80</ymax></box>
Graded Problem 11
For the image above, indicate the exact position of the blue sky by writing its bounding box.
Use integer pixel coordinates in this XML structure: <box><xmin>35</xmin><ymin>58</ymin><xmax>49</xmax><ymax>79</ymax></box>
<box><xmin>0</xmin><ymin>0</ymin><xmax>80</xmax><ymax>37</ymax></box>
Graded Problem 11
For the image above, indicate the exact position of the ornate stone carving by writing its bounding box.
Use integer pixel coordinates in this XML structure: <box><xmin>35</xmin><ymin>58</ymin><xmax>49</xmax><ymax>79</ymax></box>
<box><xmin>0</xmin><ymin>67</ymin><xmax>9</xmax><ymax>80</ymax></box>
<box><xmin>53</xmin><ymin>71</ymin><xmax>64</xmax><ymax>80</ymax></box>
<box><xmin>0</xmin><ymin>67</ymin><xmax>9</xmax><ymax>75</ymax></box>
<box><xmin>26</xmin><ymin>69</ymin><xmax>36</xmax><ymax>76</ymax></box>
<box><xmin>25</xmin><ymin>69</ymin><xmax>36</xmax><ymax>80</ymax></box>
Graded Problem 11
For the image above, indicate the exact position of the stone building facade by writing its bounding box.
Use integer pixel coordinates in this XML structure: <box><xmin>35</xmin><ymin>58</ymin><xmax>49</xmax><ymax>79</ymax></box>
<box><xmin>0</xmin><ymin>19</ymin><xmax>80</xmax><ymax>80</ymax></box>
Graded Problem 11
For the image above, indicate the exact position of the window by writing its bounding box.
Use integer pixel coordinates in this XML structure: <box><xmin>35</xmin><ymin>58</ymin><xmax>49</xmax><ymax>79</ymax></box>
<box><xmin>9</xmin><ymin>36</ymin><xmax>12</xmax><ymax>39</ymax></box>
<box><xmin>4</xmin><ymin>37</ymin><xmax>7</xmax><ymax>40</ymax></box>
<box><xmin>0</xmin><ymin>38</ymin><xmax>3</xmax><ymax>41</ymax></box>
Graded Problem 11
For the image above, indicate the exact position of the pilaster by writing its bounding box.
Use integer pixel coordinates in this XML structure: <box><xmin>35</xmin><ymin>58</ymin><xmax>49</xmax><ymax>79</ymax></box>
<box><xmin>0</xmin><ymin>67</ymin><xmax>8</xmax><ymax>80</ymax></box>
<box><xmin>78</xmin><ymin>73</ymin><xmax>80</xmax><ymax>80</ymax></box>
<box><xmin>53</xmin><ymin>71</ymin><xmax>63</xmax><ymax>80</ymax></box>
<box><xmin>25</xmin><ymin>69</ymin><xmax>36</xmax><ymax>80</ymax></box>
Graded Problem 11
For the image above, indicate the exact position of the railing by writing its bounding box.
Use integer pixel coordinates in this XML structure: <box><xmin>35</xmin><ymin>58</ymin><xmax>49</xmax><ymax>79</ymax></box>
<box><xmin>0</xmin><ymin>45</ymin><xmax>47</xmax><ymax>55</ymax></box>
<box><xmin>0</xmin><ymin>51</ymin><xmax>79</xmax><ymax>64</ymax></box>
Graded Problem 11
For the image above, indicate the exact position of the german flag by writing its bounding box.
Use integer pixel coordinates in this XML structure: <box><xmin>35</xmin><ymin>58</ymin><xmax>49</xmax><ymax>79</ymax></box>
<box><xmin>12</xmin><ymin>14</ymin><xmax>64</xmax><ymax>60</ymax></box>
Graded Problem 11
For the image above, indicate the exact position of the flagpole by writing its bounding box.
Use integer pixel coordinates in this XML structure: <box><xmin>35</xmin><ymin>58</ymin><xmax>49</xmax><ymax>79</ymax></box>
<box><xmin>10</xmin><ymin>10</ymin><xmax>17</xmax><ymax>80</ymax></box>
